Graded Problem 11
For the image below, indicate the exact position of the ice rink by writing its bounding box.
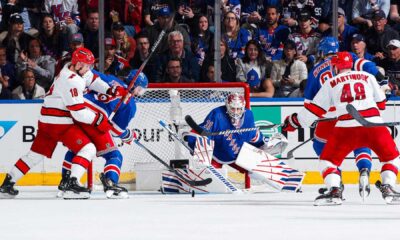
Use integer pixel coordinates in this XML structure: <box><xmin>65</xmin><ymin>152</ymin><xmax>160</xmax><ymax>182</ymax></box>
<box><xmin>1</xmin><ymin>185</ymin><xmax>399</xmax><ymax>240</ymax></box>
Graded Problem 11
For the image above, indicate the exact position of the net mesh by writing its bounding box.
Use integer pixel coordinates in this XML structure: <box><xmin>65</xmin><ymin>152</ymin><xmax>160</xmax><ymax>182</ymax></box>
<box><xmin>92</xmin><ymin>83</ymin><xmax>250</xmax><ymax>188</ymax></box>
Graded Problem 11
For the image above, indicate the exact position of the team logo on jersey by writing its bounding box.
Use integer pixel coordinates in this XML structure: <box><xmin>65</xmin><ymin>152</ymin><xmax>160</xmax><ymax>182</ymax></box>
<box><xmin>0</xmin><ymin>121</ymin><xmax>17</xmax><ymax>140</ymax></box>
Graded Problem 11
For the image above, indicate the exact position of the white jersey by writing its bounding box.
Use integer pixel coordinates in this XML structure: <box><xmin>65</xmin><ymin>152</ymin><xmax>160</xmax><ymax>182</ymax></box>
<box><xmin>298</xmin><ymin>70</ymin><xmax>386</xmax><ymax>128</ymax></box>
<box><xmin>40</xmin><ymin>63</ymin><xmax>110</xmax><ymax>125</ymax></box>
<box><xmin>44</xmin><ymin>0</ymin><xmax>79</xmax><ymax>23</ymax></box>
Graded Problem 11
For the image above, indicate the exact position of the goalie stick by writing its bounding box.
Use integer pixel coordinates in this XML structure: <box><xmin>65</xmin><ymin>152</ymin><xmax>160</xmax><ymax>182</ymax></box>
<box><xmin>133</xmin><ymin>140</ymin><xmax>212</xmax><ymax>186</ymax></box>
<box><xmin>185</xmin><ymin>115</ymin><xmax>336</xmax><ymax>137</ymax></box>
<box><xmin>346</xmin><ymin>104</ymin><xmax>400</xmax><ymax>127</ymax></box>
<box><xmin>109</xmin><ymin>29</ymin><xmax>166</xmax><ymax>120</ymax></box>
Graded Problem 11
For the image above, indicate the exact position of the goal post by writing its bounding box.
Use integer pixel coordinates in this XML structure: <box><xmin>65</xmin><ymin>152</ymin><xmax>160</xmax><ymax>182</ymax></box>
<box><xmin>90</xmin><ymin>82</ymin><xmax>251</xmax><ymax>190</ymax></box>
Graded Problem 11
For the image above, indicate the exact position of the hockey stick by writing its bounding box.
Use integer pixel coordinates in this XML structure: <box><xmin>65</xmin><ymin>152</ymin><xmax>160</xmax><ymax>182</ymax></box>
<box><xmin>346</xmin><ymin>104</ymin><xmax>400</xmax><ymax>127</ymax></box>
<box><xmin>109</xmin><ymin>30</ymin><xmax>166</xmax><ymax>120</ymax></box>
<box><xmin>185</xmin><ymin>115</ymin><xmax>336</xmax><ymax>136</ymax></box>
<box><xmin>159</xmin><ymin>120</ymin><xmax>194</xmax><ymax>154</ymax></box>
<box><xmin>133</xmin><ymin>140</ymin><xmax>212</xmax><ymax>186</ymax></box>
<box><xmin>286</xmin><ymin>137</ymin><xmax>313</xmax><ymax>159</ymax></box>
<box><xmin>184</xmin><ymin>115</ymin><xmax>281</xmax><ymax>136</ymax></box>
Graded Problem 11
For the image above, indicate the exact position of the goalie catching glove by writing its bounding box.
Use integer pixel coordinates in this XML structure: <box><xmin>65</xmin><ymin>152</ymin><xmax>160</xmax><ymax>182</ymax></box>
<box><xmin>107</xmin><ymin>85</ymin><xmax>128</xmax><ymax>98</ymax></box>
<box><xmin>282</xmin><ymin>113</ymin><xmax>301</xmax><ymax>132</ymax></box>
<box><xmin>93</xmin><ymin>112</ymin><xmax>113</xmax><ymax>133</ymax></box>
<box><xmin>262</xmin><ymin>133</ymin><xmax>289</xmax><ymax>156</ymax></box>
<box><xmin>119</xmin><ymin>129</ymin><xmax>136</xmax><ymax>145</ymax></box>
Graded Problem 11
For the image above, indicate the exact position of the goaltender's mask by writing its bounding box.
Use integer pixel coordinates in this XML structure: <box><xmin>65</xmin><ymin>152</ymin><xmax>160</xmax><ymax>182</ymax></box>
<box><xmin>225</xmin><ymin>93</ymin><xmax>246</xmax><ymax>128</ymax></box>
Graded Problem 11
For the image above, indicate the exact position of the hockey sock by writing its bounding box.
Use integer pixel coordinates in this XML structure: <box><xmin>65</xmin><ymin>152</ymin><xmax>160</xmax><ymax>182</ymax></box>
<box><xmin>102</xmin><ymin>150</ymin><xmax>123</xmax><ymax>183</ymax></box>
<box><xmin>9</xmin><ymin>151</ymin><xmax>44</xmax><ymax>182</ymax></box>
<box><xmin>62</xmin><ymin>151</ymin><xmax>75</xmax><ymax>175</ymax></box>
<box><xmin>70</xmin><ymin>156</ymin><xmax>91</xmax><ymax>182</ymax></box>
<box><xmin>354</xmin><ymin>148</ymin><xmax>372</xmax><ymax>172</ymax></box>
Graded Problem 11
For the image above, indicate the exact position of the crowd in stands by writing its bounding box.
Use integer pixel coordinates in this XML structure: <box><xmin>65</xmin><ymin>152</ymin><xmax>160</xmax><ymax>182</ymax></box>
<box><xmin>1</xmin><ymin>0</ymin><xmax>400</xmax><ymax>100</ymax></box>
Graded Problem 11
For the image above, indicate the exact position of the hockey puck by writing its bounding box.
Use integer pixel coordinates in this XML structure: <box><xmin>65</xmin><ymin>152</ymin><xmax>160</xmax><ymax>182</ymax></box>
<box><xmin>191</xmin><ymin>190</ymin><xmax>195</xmax><ymax>197</ymax></box>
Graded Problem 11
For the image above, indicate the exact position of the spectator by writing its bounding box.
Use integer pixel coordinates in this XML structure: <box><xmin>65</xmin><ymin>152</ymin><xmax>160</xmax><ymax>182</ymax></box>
<box><xmin>351</xmin><ymin>34</ymin><xmax>375</xmax><ymax>60</ymax></box>
<box><xmin>241</xmin><ymin>0</ymin><xmax>283</xmax><ymax>25</ymax></box>
<box><xmin>82</xmin><ymin>8</ymin><xmax>99</xmax><ymax>58</ymax></box>
<box><xmin>175</xmin><ymin>0</ymin><xmax>206</xmax><ymax>28</ymax></box>
<box><xmin>0</xmin><ymin>0</ymin><xmax>22</xmax><ymax>32</ymax></box>
<box><xmin>365</xmin><ymin>9</ymin><xmax>399</xmax><ymax>60</ymax></box>
<box><xmin>156</xmin><ymin>30</ymin><xmax>200</xmax><ymax>82</ymax></box>
<box><xmin>2</xmin><ymin>13</ymin><xmax>32</xmax><ymax>64</ymax></box>
<box><xmin>0</xmin><ymin>46</ymin><xmax>17</xmax><ymax>90</ymax></box>
<box><xmin>104</xmin><ymin>37</ymin><xmax>130</xmax><ymax>76</ymax></box>
<box><xmin>143</xmin><ymin>6</ymin><xmax>191</xmax><ymax>54</ymax></box>
<box><xmin>236</xmin><ymin>40</ymin><xmax>274</xmax><ymax>97</ymax></box>
<box><xmin>191</xmin><ymin>14</ymin><xmax>213</xmax><ymax>66</ymax></box>
<box><xmin>43</xmin><ymin>0</ymin><xmax>80</xmax><ymax>38</ymax></box>
<box><xmin>201</xmin><ymin>39</ymin><xmax>236</xmax><ymax>82</ymax></box>
<box><xmin>162</xmin><ymin>57</ymin><xmax>192</xmax><ymax>83</ymax></box>
<box><xmin>254</xmin><ymin>5</ymin><xmax>290</xmax><ymax>61</ymax></box>
<box><xmin>390</xmin><ymin>0</ymin><xmax>400</xmax><ymax>31</ymax></box>
<box><xmin>142</xmin><ymin>0</ymin><xmax>176</xmax><ymax>27</ymax></box>
<box><xmin>130</xmin><ymin>32</ymin><xmax>158</xmax><ymax>83</ymax></box>
<box><xmin>39</xmin><ymin>14</ymin><xmax>67</xmax><ymax>60</ymax></box>
<box><xmin>281</xmin><ymin>0</ymin><xmax>316</xmax><ymax>29</ymax></box>
<box><xmin>338</xmin><ymin>8</ymin><xmax>359</xmax><ymax>51</ymax></box>
<box><xmin>21</xmin><ymin>0</ymin><xmax>43</xmax><ymax>31</ymax></box>
<box><xmin>108</xmin><ymin>0</ymin><xmax>143</xmax><ymax>36</ymax></box>
<box><xmin>111</xmin><ymin>21</ymin><xmax>136</xmax><ymax>61</ymax></box>
<box><xmin>376</xmin><ymin>39</ymin><xmax>400</xmax><ymax>95</ymax></box>
<box><xmin>205</xmin><ymin>65</ymin><xmax>217</xmax><ymax>82</ymax></box>
<box><xmin>55</xmin><ymin>33</ymin><xmax>84</xmax><ymax>75</ymax></box>
<box><xmin>0</xmin><ymin>73</ymin><xmax>12</xmax><ymax>99</ymax></box>
<box><xmin>271</xmin><ymin>40</ymin><xmax>308</xmax><ymax>97</ymax></box>
<box><xmin>16</xmin><ymin>38</ymin><xmax>56</xmax><ymax>91</ymax></box>
<box><xmin>222</xmin><ymin>11</ymin><xmax>251</xmax><ymax>60</ymax></box>
<box><xmin>352</xmin><ymin>0</ymin><xmax>390</xmax><ymax>31</ymax></box>
<box><xmin>11</xmin><ymin>69</ymin><xmax>45</xmax><ymax>99</ymax></box>
<box><xmin>288</xmin><ymin>79</ymin><xmax>306</xmax><ymax>98</ymax></box>
<box><xmin>288</xmin><ymin>9</ymin><xmax>321</xmax><ymax>67</ymax></box>
<box><xmin>339</xmin><ymin>0</ymin><xmax>355</xmax><ymax>23</ymax></box>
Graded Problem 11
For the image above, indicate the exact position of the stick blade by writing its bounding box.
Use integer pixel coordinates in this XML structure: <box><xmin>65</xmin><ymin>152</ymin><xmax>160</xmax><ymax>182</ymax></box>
<box><xmin>185</xmin><ymin>115</ymin><xmax>208</xmax><ymax>136</ymax></box>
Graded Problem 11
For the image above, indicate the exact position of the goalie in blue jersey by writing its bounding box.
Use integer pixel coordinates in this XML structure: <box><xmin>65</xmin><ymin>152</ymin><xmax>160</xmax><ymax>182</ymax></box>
<box><xmin>58</xmin><ymin>69</ymin><xmax>148</xmax><ymax>199</ymax></box>
<box><xmin>185</xmin><ymin>92</ymin><xmax>289</xmax><ymax>182</ymax></box>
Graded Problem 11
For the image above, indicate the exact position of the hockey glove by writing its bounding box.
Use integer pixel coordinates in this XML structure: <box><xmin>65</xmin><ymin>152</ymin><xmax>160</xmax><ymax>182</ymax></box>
<box><xmin>93</xmin><ymin>112</ymin><xmax>112</xmax><ymax>133</ymax></box>
<box><xmin>282</xmin><ymin>113</ymin><xmax>301</xmax><ymax>132</ymax></box>
<box><xmin>119</xmin><ymin>129</ymin><xmax>136</xmax><ymax>145</ymax></box>
<box><xmin>107</xmin><ymin>86</ymin><xmax>128</xmax><ymax>98</ymax></box>
<box><xmin>262</xmin><ymin>133</ymin><xmax>289</xmax><ymax>156</ymax></box>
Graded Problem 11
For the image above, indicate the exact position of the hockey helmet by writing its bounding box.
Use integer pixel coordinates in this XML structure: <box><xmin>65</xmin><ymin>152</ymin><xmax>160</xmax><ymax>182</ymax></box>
<box><xmin>331</xmin><ymin>52</ymin><xmax>353</xmax><ymax>70</ymax></box>
<box><xmin>318</xmin><ymin>37</ymin><xmax>339</xmax><ymax>57</ymax></box>
<box><xmin>71</xmin><ymin>47</ymin><xmax>95</xmax><ymax>65</ymax></box>
<box><xmin>225</xmin><ymin>93</ymin><xmax>246</xmax><ymax>121</ymax></box>
<box><xmin>125</xmin><ymin>69</ymin><xmax>149</xmax><ymax>96</ymax></box>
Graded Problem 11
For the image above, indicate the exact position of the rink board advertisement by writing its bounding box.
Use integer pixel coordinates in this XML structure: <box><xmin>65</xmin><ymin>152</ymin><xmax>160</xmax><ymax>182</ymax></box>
<box><xmin>1</xmin><ymin>99</ymin><xmax>400</xmax><ymax>185</ymax></box>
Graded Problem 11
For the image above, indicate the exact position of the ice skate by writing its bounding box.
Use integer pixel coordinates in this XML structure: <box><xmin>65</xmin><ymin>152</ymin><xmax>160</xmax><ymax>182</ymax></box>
<box><xmin>100</xmin><ymin>173</ymin><xmax>128</xmax><ymax>199</ymax></box>
<box><xmin>375</xmin><ymin>180</ymin><xmax>400</xmax><ymax>205</ymax></box>
<box><xmin>63</xmin><ymin>177</ymin><xmax>90</xmax><ymax>199</ymax></box>
<box><xmin>358</xmin><ymin>168</ymin><xmax>370</xmax><ymax>201</ymax></box>
<box><xmin>56</xmin><ymin>170</ymin><xmax>71</xmax><ymax>198</ymax></box>
<box><xmin>314</xmin><ymin>187</ymin><xmax>343</xmax><ymax>206</ymax></box>
<box><xmin>0</xmin><ymin>174</ymin><xmax>18</xmax><ymax>199</ymax></box>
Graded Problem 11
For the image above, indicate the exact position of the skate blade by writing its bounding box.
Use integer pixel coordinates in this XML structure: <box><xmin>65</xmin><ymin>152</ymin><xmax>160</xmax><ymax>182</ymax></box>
<box><xmin>0</xmin><ymin>192</ymin><xmax>17</xmax><ymax>199</ymax></box>
<box><xmin>56</xmin><ymin>191</ymin><xmax>65</xmax><ymax>198</ymax></box>
<box><xmin>106</xmin><ymin>190</ymin><xmax>129</xmax><ymax>199</ymax></box>
<box><xmin>63</xmin><ymin>191</ymin><xmax>90</xmax><ymax>200</ymax></box>
<box><xmin>314</xmin><ymin>198</ymin><xmax>342</xmax><ymax>206</ymax></box>
<box><xmin>385</xmin><ymin>196</ymin><xmax>400</xmax><ymax>205</ymax></box>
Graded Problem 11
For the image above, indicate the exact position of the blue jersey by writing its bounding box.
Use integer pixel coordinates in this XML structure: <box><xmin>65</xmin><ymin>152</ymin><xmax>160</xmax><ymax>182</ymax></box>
<box><xmin>255</xmin><ymin>25</ymin><xmax>290</xmax><ymax>60</ymax></box>
<box><xmin>85</xmin><ymin>70</ymin><xmax>136</xmax><ymax>136</ymax></box>
<box><xmin>188</xmin><ymin>106</ymin><xmax>264</xmax><ymax>164</ymax></box>
<box><xmin>224</xmin><ymin>28</ymin><xmax>252</xmax><ymax>59</ymax></box>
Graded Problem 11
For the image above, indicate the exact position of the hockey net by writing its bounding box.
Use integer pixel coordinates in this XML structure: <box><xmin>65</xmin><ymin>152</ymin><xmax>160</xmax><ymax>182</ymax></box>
<box><xmin>91</xmin><ymin>82</ymin><xmax>250</xmax><ymax>191</ymax></box>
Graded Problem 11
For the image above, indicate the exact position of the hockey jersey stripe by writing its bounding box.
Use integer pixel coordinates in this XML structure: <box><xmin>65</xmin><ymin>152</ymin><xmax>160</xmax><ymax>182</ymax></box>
<box><xmin>376</xmin><ymin>100</ymin><xmax>386</xmax><ymax>110</ymax></box>
<box><xmin>337</xmin><ymin>108</ymin><xmax>380</xmax><ymax>121</ymax></box>
<box><xmin>381</xmin><ymin>163</ymin><xmax>399</xmax><ymax>175</ymax></box>
<box><xmin>67</xmin><ymin>103</ymin><xmax>87</xmax><ymax>111</ymax></box>
<box><xmin>304</xmin><ymin>102</ymin><xmax>327</xmax><ymax>118</ymax></box>
<box><xmin>41</xmin><ymin>107</ymin><xmax>72</xmax><ymax>117</ymax></box>
<box><xmin>104</xmin><ymin>164</ymin><xmax>121</xmax><ymax>175</ymax></box>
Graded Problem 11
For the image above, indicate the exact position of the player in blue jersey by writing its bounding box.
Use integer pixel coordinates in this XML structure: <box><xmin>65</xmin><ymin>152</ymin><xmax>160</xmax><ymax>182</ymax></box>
<box><xmin>58</xmin><ymin>69</ymin><xmax>148</xmax><ymax>198</ymax></box>
<box><xmin>185</xmin><ymin>92</ymin><xmax>287</xmax><ymax>175</ymax></box>
<box><xmin>303</xmin><ymin>37</ymin><xmax>385</xmax><ymax>198</ymax></box>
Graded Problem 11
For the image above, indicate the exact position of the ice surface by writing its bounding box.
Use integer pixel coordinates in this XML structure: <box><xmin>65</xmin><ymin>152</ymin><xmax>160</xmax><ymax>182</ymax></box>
<box><xmin>0</xmin><ymin>185</ymin><xmax>399</xmax><ymax>240</ymax></box>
